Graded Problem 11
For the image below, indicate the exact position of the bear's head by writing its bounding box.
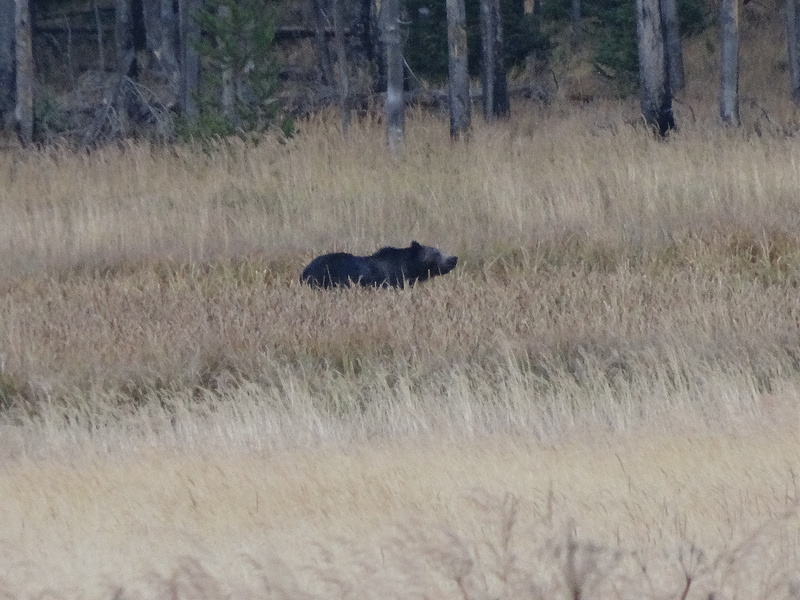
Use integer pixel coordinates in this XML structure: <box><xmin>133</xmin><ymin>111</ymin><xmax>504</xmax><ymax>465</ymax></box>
<box><xmin>411</xmin><ymin>241</ymin><xmax>458</xmax><ymax>277</ymax></box>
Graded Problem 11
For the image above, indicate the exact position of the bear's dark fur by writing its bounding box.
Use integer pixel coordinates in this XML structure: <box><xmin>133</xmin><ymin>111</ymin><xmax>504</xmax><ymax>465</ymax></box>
<box><xmin>301</xmin><ymin>241</ymin><xmax>458</xmax><ymax>288</ymax></box>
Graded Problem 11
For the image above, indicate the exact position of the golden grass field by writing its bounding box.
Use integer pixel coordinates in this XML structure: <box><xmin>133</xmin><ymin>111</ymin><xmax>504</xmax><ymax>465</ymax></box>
<box><xmin>1</xmin><ymin>31</ymin><xmax>800</xmax><ymax>596</ymax></box>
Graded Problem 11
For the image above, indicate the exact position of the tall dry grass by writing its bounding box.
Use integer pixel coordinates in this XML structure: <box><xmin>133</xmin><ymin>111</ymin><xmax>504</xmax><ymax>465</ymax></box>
<box><xmin>0</xmin><ymin>434</ymin><xmax>796</xmax><ymax>599</ymax></box>
<box><xmin>1</xmin><ymin>101</ymin><xmax>799</xmax><ymax>280</ymax></box>
<box><xmin>1</xmin><ymin>104</ymin><xmax>799</xmax><ymax>443</ymax></box>
<box><xmin>0</xmin><ymin>101</ymin><xmax>798</xmax><ymax>598</ymax></box>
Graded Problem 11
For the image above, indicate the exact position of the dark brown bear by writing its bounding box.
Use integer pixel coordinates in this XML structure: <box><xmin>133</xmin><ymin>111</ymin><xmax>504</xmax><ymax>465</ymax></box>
<box><xmin>301</xmin><ymin>241</ymin><xmax>458</xmax><ymax>288</ymax></box>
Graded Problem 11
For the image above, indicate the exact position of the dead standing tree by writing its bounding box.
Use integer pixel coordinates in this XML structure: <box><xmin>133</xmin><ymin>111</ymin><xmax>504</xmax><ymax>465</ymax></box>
<box><xmin>447</xmin><ymin>0</ymin><xmax>470</xmax><ymax>140</ymax></box>
<box><xmin>15</xmin><ymin>0</ymin><xmax>34</xmax><ymax>146</ymax></box>
<box><xmin>382</xmin><ymin>0</ymin><xmax>404</xmax><ymax>153</ymax></box>
<box><xmin>480</xmin><ymin>0</ymin><xmax>509</xmax><ymax>121</ymax></box>
<box><xmin>0</xmin><ymin>0</ymin><xmax>14</xmax><ymax>131</ymax></box>
<box><xmin>719</xmin><ymin>0</ymin><xmax>740</xmax><ymax>125</ymax></box>
<box><xmin>660</xmin><ymin>0</ymin><xmax>684</xmax><ymax>93</ymax></box>
<box><xmin>141</xmin><ymin>0</ymin><xmax>181</xmax><ymax>102</ymax></box>
<box><xmin>636</xmin><ymin>0</ymin><xmax>675</xmax><ymax>135</ymax></box>
<box><xmin>786</xmin><ymin>0</ymin><xmax>800</xmax><ymax>103</ymax></box>
<box><xmin>571</xmin><ymin>0</ymin><xmax>581</xmax><ymax>50</ymax></box>
<box><xmin>114</xmin><ymin>0</ymin><xmax>136</xmax><ymax>136</ymax></box>
<box><xmin>332</xmin><ymin>0</ymin><xmax>351</xmax><ymax>133</ymax></box>
<box><xmin>311</xmin><ymin>0</ymin><xmax>335</xmax><ymax>86</ymax></box>
<box><xmin>180</xmin><ymin>0</ymin><xmax>201</xmax><ymax>125</ymax></box>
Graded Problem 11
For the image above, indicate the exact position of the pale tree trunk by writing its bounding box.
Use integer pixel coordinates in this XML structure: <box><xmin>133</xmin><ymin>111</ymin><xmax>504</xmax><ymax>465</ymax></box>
<box><xmin>636</xmin><ymin>0</ymin><xmax>675</xmax><ymax>135</ymax></box>
<box><xmin>160</xmin><ymin>0</ymin><xmax>180</xmax><ymax>88</ymax></box>
<box><xmin>447</xmin><ymin>0</ymin><xmax>471</xmax><ymax>140</ymax></box>
<box><xmin>787</xmin><ymin>0</ymin><xmax>800</xmax><ymax>103</ymax></box>
<box><xmin>221</xmin><ymin>61</ymin><xmax>234</xmax><ymax>125</ymax></box>
<box><xmin>382</xmin><ymin>0</ymin><xmax>404</xmax><ymax>153</ymax></box>
<box><xmin>115</xmin><ymin>0</ymin><xmax>135</xmax><ymax>136</ymax></box>
<box><xmin>480</xmin><ymin>0</ymin><xmax>508</xmax><ymax>121</ymax></box>
<box><xmin>0</xmin><ymin>0</ymin><xmax>14</xmax><ymax>130</ymax></box>
<box><xmin>660</xmin><ymin>0</ymin><xmax>684</xmax><ymax>92</ymax></box>
<box><xmin>371</xmin><ymin>0</ymin><xmax>385</xmax><ymax>90</ymax></box>
<box><xmin>141</xmin><ymin>0</ymin><xmax>163</xmax><ymax>64</ymax></box>
<box><xmin>311</xmin><ymin>0</ymin><xmax>335</xmax><ymax>86</ymax></box>
<box><xmin>719</xmin><ymin>0</ymin><xmax>740</xmax><ymax>125</ymax></box>
<box><xmin>141</xmin><ymin>0</ymin><xmax>180</xmax><ymax>100</ymax></box>
<box><xmin>179</xmin><ymin>0</ymin><xmax>200</xmax><ymax>124</ymax></box>
<box><xmin>480</xmin><ymin>0</ymin><xmax>495</xmax><ymax>119</ymax></box>
<box><xmin>218</xmin><ymin>5</ymin><xmax>235</xmax><ymax>126</ymax></box>
<box><xmin>93</xmin><ymin>0</ymin><xmax>106</xmax><ymax>71</ymax></box>
<box><xmin>332</xmin><ymin>0</ymin><xmax>351</xmax><ymax>133</ymax></box>
<box><xmin>571</xmin><ymin>0</ymin><xmax>581</xmax><ymax>50</ymax></box>
<box><xmin>15</xmin><ymin>0</ymin><xmax>34</xmax><ymax>146</ymax></box>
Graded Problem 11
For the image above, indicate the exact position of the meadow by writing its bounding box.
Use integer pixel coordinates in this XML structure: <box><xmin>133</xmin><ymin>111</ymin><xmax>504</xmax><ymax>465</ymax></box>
<box><xmin>0</xmin><ymin>98</ymin><xmax>798</xmax><ymax>599</ymax></box>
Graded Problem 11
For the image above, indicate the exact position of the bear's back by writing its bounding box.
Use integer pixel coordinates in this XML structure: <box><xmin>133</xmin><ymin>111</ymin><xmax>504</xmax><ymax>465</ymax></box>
<box><xmin>301</xmin><ymin>252</ymin><xmax>373</xmax><ymax>288</ymax></box>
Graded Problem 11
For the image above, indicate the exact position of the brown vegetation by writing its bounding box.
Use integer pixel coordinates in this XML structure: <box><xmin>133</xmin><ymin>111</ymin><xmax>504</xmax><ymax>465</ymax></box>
<box><xmin>0</xmin><ymin>101</ymin><xmax>798</xmax><ymax>598</ymax></box>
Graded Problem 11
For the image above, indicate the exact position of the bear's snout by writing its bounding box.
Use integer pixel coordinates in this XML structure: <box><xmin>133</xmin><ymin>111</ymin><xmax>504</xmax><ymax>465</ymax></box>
<box><xmin>439</xmin><ymin>255</ymin><xmax>458</xmax><ymax>274</ymax></box>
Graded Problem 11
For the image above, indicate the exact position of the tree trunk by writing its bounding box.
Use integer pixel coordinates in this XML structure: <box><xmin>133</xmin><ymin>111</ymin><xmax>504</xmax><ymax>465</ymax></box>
<box><xmin>480</xmin><ymin>0</ymin><xmax>495</xmax><ymax>119</ymax></box>
<box><xmin>491</xmin><ymin>0</ymin><xmax>509</xmax><ymax>118</ymax></box>
<box><xmin>142</xmin><ymin>0</ymin><xmax>163</xmax><ymax>62</ymax></box>
<box><xmin>115</xmin><ymin>0</ymin><xmax>136</xmax><ymax>136</ymax></box>
<box><xmin>719</xmin><ymin>0</ymin><xmax>740</xmax><ymax>125</ymax></box>
<box><xmin>0</xmin><ymin>0</ymin><xmax>14</xmax><ymax>130</ymax></box>
<box><xmin>372</xmin><ymin>0</ymin><xmax>386</xmax><ymax>92</ymax></box>
<box><xmin>311</xmin><ymin>0</ymin><xmax>335</xmax><ymax>86</ymax></box>
<box><xmin>346</xmin><ymin>0</ymin><xmax>374</xmax><ymax>65</ymax></box>
<box><xmin>160</xmin><ymin>0</ymin><xmax>180</xmax><ymax>87</ymax></box>
<box><xmin>179</xmin><ymin>0</ymin><xmax>200</xmax><ymax>124</ymax></box>
<box><xmin>787</xmin><ymin>0</ymin><xmax>800</xmax><ymax>103</ymax></box>
<box><xmin>93</xmin><ymin>0</ymin><xmax>106</xmax><ymax>72</ymax></box>
<box><xmin>447</xmin><ymin>0</ymin><xmax>471</xmax><ymax>140</ymax></box>
<box><xmin>115</xmin><ymin>0</ymin><xmax>136</xmax><ymax>78</ymax></box>
<box><xmin>636</xmin><ymin>0</ymin><xmax>675</xmax><ymax>136</ymax></box>
<box><xmin>141</xmin><ymin>0</ymin><xmax>180</xmax><ymax>100</ymax></box>
<box><xmin>571</xmin><ymin>0</ymin><xmax>581</xmax><ymax>50</ymax></box>
<box><xmin>357</xmin><ymin>0</ymin><xmax>374</xmax><ymax>62</ymax></box>
<box><xmin>218</xmin><ymin>5</ymin><xmax>235</xmax><ymax>126</ymax></box>
<box><xmin>332</xmin><ymin>0</ymin><xmax>351</xmax><ymax>133</ymax></box>
<box><xmin>480</xmin><ymin>0</ymin><xmax>508</xmax><ymax>121</ymax></box>
<box><xmin>660</xmin><ymin>0</ymin><xmax>685</xmax><ymax>92</ymax></box>
<box><xmin>382</xmin><ymin>0</ymin><xmax>404</xmax><ymax>153</ymax></box>
<box><xmin>15</xmin><ymin>0</ymin><xmax>34</xmax><ymax>146</ymax></box>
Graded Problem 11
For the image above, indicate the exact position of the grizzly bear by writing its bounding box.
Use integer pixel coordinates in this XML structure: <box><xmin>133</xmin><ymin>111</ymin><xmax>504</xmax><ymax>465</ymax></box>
<box><xmin>301</xmin><ymin>241</ymin><xmax>458</xmax><ymax>288</ymax></box>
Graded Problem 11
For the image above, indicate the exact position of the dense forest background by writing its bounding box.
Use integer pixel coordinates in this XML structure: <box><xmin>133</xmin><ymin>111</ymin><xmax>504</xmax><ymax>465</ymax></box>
<box><xmin>0</xmin><ymin>0</ymin><xmax>796</xmax><ymax>147</ymax></box>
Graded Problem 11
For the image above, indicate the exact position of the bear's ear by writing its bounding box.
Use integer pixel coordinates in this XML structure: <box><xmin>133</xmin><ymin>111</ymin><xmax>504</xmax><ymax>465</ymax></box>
<box><xmin>411</xmin><ymin>241</ymin><xmax>421</xmax><ymax>249</ymax></box>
